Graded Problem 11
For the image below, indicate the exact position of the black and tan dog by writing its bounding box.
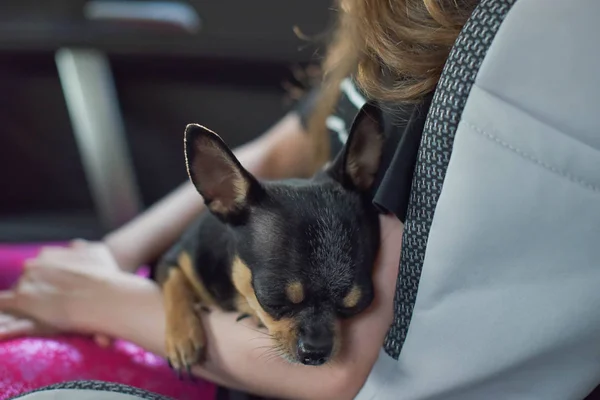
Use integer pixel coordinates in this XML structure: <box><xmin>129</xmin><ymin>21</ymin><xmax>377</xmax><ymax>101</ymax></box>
<box><xmin>155</xmin><ymin>104</ymin><xmax>384</xmax><ymax>375</ymax></box>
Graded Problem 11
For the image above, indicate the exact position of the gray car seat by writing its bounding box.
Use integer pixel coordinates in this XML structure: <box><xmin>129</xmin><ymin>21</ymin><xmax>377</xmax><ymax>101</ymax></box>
<box><xmin>357</xmin><ymin>0</ymin><xmax>600</xmax><ymax>398</ymax></box>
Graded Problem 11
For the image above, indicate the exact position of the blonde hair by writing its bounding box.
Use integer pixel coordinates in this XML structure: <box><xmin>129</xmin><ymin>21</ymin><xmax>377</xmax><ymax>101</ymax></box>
<box><xmin>305</xmin><ymin>0</ymin><xmax>478</xmax><ymax>171</ymax></box>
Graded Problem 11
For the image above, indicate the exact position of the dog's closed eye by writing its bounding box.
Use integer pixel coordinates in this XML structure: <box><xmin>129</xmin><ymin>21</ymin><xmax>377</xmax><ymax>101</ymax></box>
<box><xmin>263</xmin><ymin>303</ymin><xmax>296</xmax><ymax>320</ymax></box>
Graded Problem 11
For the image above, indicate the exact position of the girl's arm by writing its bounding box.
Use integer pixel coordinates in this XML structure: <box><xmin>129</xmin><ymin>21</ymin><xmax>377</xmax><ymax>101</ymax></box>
<box><xmin>104</xmin><ymin>113</ymin><xmax>315</xmax><ymax>270</ymax></box>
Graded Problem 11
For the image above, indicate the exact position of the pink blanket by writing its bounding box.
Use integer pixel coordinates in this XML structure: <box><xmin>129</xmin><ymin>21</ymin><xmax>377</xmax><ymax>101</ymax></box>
<box><xmin>0</xmin><ymin>243</ymin><xmax>216</xmax><ymax>400</ymax></box>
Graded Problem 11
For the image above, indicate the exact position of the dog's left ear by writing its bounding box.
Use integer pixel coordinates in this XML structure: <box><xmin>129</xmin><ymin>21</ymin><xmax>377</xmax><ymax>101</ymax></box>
<box><xmin>184</xmin><ymin>124</ymin><xmax>260</xmax><ymax>221</ymax></box>
<box><xmin>327</xmin><ymin>103</ymin><xmax>385</xmax><ymax>191</ymax></box>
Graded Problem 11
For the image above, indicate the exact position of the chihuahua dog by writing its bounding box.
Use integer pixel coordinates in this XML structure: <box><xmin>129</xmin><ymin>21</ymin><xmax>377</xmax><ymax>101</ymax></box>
<box><xmin>155</xmin><ymin>104</ymin><xmax>384</xmax><ymax>376</ymax></box>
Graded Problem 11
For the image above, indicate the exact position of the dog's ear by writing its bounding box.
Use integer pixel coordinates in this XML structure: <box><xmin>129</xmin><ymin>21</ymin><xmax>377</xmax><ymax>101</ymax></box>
<box><xmin>327</xmin><ymin>103</ymin><xmax>385</xmax><ymax>191</ymax></box>
<box><xmin>185</xmin><ymin>124</ymin><xmax>261</xmax><ymax>221</ymax></box>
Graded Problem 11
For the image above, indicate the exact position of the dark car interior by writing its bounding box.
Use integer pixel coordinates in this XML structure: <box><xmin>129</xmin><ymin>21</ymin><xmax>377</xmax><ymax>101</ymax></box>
<box><xmin>0</xmin><ymin>0</ymin><xmax>331</xmax><ymax>243</ymax></box>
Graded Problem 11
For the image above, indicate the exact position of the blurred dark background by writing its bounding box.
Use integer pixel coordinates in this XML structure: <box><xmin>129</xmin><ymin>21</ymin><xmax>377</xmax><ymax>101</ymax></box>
<box><xmin>0</xmin><ymin>0</ymin><xmax>331</xmax><ymax>243</ymax></box>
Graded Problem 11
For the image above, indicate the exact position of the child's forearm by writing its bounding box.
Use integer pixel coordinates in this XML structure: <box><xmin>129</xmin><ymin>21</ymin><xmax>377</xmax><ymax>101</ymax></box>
<box><xmin>103</xmin><ymin>113</ymin><xmax>312</xmax><ymax>271</ymax></box>
<box><xmin>103</xmin><ymin>181</ymin><xmax>204</xmax><ymax>271</ymax></box>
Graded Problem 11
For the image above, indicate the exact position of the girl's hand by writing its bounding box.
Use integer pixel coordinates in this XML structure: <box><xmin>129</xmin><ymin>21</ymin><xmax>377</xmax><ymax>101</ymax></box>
<box><xmin>0</xmin><ymin>240</ymin><xmax>122</xmax><ymax>345</ymax></box>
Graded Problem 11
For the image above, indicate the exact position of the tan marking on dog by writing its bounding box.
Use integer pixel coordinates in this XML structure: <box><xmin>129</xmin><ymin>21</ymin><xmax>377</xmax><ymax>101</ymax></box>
<box><xmin>178</xmin><ymin>251</ymin><xmax>216</xmax><ymax>307</ymax></box>
<box><xmin>231</xmin><ymin>257</ymin><xmax>298</xmax><ymax>361</ymax></box>
<box><xmin>163</xmin><ymin>267</ymin><xmax>205</xmax><ymax>370</ymax></box>
<box><xmin>285</xmin><ymin>281</ymin><xmax>304</xmax><ymax>304</ymax></box>
<box><xmin>343</xmin><ymin>285</ymin><xmax>362</xmax><ymax>308</ymax></box>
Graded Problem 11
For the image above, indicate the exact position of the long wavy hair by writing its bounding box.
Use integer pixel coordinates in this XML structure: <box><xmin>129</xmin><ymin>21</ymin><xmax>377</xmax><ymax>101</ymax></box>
<box><xmin>305</xmin><ymin>0</ymin><xmax>478</xmax><ymax>171</ymax></box>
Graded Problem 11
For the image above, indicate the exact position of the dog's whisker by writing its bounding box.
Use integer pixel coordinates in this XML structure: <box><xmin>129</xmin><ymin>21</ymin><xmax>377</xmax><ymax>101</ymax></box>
<box><xmin>263</xmin><ymin>351</ymin><xmax>285</xmax><ymax>364</ymax></box>
<box><xmin>254</xmin><ymin>345</ymin><xmax>275</xmax><ymax>351</ymax></box>
<box><xmin>239</xmin><ymin>325</ymin><xmax>271</xmax><ymax>336</ymax></box>
<box><xmin>254</xmin><ymin>341</ymin><xmax>291</xmax><ymax>364</ymax></box>
<box><xmin>248</xmin><ymin>337</ymin><xmax>273</xmax><ymax>344</ymax></box>
<box><xmin>257</xmin><ymin>348</ymin><xmax>280</xmax><ymax>363</ymax></box>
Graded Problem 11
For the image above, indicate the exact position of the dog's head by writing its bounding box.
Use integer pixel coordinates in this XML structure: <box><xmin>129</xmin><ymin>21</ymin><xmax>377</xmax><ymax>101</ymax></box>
<box><xmin>184</xmin><ymin>105</ymin><xmax>384</xmax><ymax>366</ymax></box>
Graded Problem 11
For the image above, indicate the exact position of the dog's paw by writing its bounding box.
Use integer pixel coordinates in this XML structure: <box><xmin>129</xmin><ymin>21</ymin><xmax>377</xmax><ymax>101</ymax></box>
<box><xmin>165</xmin><ymin>312</ymin><xmax>206</xmax><ymax>379</ymax></box>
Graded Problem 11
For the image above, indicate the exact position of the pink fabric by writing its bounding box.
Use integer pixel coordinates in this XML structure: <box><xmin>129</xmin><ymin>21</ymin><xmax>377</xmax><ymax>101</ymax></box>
<box><xmin>0</xmin><ymin>243</ymin><xmax>216</xmax><ymax>400</ymax></box>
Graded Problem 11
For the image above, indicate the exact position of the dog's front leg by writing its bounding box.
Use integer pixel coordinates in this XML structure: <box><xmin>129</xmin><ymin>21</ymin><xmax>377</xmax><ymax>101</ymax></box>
<box><xmin>163</xmin><ymin>266</ymin><xmax>206</xmax><ymax>378</ymax></box>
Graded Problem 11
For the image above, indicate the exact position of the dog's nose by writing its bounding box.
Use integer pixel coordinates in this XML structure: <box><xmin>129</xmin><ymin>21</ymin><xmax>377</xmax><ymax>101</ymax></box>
<box><xmin>297</xmin><ymin>328</ymin><xmax>333</xmax><ymax>366</ymax></box>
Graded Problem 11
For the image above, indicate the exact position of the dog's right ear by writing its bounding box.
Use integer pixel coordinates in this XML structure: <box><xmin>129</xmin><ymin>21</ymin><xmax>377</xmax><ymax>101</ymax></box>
<box><xmin>184</xmin><ymin>124</ymin><xmax>261</xmax><ymax>222</ymax></box>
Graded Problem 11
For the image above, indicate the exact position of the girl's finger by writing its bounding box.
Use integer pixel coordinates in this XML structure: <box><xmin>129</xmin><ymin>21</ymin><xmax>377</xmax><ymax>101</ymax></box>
<box><xmin>0</xmin><ymin>315</ymin><xmax>36</xmax><ymax>340</ymax></box>
<box><xmin>0</xmin><ymin>313</ymin><xmax>19</xmax><ymax>324</ymax></box>
<box><xmin>70</xmin><ymin>239</ymin><xmax>89</xmax><ymax>249</ymax></box>
<box><xmin>37</xmin><ymin>246</ymin><xmax>68</xmax><ymax>260</ymax></box>
<box><xmin>94</xmin><ymin>334</ymin><xmax>114</xmax><ymax>348</ymax></box>
<box><xmin>25</xmin><ymin>254</ymin><xmax>81</xmax><ymax>274</ymax></box>
<box><xmin>0</xmin><ymin>291</ymin><xmax>16</xmax><ymax>310</ymax></box>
